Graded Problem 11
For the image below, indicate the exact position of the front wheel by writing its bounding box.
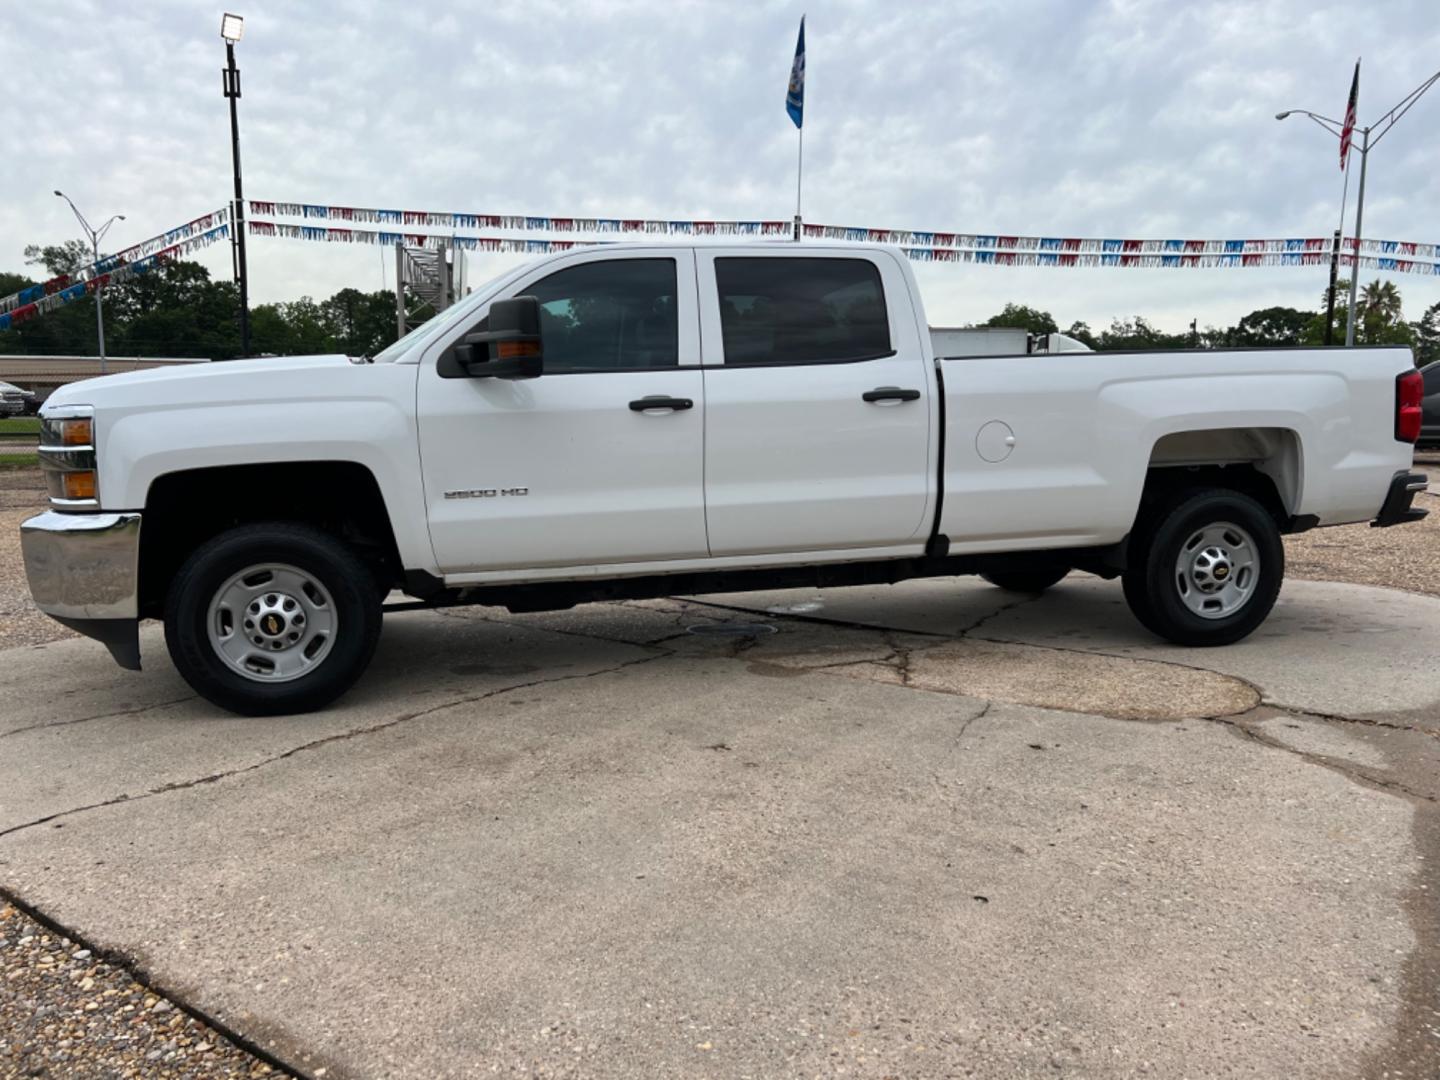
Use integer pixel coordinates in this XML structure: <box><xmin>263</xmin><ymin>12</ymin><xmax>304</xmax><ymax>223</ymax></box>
<box><xmin>164</xmin><ymin>523</ymin><xmax>383</xmax><ymax>715</ymax></box>
<box><xmin>1122</xmin><ymin>488</ymin><xmax>1284</xmax><ymax>647</ymax></box>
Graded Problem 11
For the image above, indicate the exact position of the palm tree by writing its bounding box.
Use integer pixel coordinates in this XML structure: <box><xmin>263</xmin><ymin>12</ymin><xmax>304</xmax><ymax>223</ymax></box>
<box><xmin>1357</xmin><ymin>279</ymin><xmax>1408</xmax><ymax>345</ymax></box>
<box><xmin>1361</xmin><ymin>279</ymin><xmax>1403</xmax><ymax>322</ymax></box>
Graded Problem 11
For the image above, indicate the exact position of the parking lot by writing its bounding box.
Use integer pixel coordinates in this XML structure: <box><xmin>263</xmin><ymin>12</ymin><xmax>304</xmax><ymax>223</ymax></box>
<box><xmin>3</xmin><ymin>463</ymin><xmax>1440</xmax><ymax>1079</ymax></box>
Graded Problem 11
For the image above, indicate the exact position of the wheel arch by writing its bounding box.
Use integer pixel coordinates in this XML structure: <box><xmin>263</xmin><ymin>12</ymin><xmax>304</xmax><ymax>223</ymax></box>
<box><xmin>1141</xmin><ymin>427</ymin><xmax>1304</xmax><ymax>527</ymax></box>
<box><xmin>139</xmin><ymin>461</ymin><xmax>402</xmax><ymax>619</ymax></box>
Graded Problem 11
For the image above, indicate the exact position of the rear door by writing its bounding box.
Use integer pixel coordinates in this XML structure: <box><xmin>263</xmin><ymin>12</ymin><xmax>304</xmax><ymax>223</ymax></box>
<box><xmin>417</xmin><ymin>249</ymin><xmax>706</xmax><ymax>573</ymax></box>
<box><xmin>696</xmin><ymin>249</ymin><xmax>935</xmax><ymax>556</ymax></box>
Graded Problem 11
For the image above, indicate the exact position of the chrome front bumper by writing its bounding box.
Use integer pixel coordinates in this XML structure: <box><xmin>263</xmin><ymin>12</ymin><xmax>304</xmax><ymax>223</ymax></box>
<box><xmin>20</xmin><ymin>510</ymin><xmax>143</xmax><ymax>669</ymax></box>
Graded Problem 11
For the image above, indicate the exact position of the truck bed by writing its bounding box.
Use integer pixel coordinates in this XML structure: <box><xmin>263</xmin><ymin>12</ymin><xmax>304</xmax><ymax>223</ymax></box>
<box><xmin>937</xmin><ymin>346</ymin><xmax>1416</xmax><ymax>552</ymax></box>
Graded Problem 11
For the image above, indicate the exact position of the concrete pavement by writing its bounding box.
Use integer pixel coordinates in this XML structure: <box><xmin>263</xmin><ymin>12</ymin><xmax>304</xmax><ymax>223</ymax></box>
<box><xmin>2</xmin><ymin>575</ymin><xmax>1439</xmax><ymax>1078</ymax></box>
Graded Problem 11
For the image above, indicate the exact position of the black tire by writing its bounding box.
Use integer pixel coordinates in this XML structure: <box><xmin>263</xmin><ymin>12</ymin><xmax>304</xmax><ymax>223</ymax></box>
<box><xmin>1121</xmin><ymin>488</ymin><xmax>1284</xmax><ymax>647</ymax></box>
<box><xmin>164</xmin><ymin>522</ymin><xmax>383</xmax><ymax>716</ymax></box>
<box><xmin>979</xmin><ymin>567</ymin><xmax>1070</xmax><ymax>594</ymax></box>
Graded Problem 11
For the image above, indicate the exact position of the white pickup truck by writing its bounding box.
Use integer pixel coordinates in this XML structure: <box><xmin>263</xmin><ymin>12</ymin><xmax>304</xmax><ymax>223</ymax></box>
<box><xmin>21</xmin><ymin>243</ymin><xmax>1429</xmax><ymax>715</ymax></box>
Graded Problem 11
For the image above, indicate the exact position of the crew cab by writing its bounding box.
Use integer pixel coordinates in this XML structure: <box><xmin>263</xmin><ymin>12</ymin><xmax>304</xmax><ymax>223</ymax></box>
<box><xmin>20</xmin><ymin>243</ymin><xmax>1429</xmax><ymax>715</ymax></box>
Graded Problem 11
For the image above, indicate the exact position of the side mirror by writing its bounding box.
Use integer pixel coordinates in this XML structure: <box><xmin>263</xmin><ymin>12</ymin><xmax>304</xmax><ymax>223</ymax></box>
<box><xmin>453</xmin><ymin>296</ymin><xmax>544</xmax><ymax>379</ymax></box>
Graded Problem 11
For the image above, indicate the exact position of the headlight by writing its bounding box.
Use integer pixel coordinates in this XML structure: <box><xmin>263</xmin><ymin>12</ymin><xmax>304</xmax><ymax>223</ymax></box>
<box><xmin>39</xmin><ymin>406</ymin><xmax>99</xmax><ymax>508</ymax></box>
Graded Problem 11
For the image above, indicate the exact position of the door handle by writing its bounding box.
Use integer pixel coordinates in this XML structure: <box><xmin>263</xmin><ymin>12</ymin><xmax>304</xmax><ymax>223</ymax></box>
<box><xmin>862</xmin><ymin>387</ymin><xmax>921</xmax><ymax>403</ymax></box>
<box><xmin>628</xmin><ymin>395</ymin><xmax>694</xmax><ymax>413</ymax></box>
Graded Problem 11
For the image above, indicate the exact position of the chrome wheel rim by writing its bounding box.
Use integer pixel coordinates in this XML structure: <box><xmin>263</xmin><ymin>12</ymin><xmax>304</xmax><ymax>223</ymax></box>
<box><xmin>206</xmin><ymin>563</ymin><xmax>338</xmax><ymax>682</ymax></box>
<box><xmin>1173</xmin><ymin>521</ymin><xmax>1259</xmax><ymax>620</ymax></box>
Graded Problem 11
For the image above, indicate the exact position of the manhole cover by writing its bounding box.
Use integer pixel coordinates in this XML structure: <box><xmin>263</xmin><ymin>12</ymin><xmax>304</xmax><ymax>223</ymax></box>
<box><xmin>686</xmin><ymin>623</ymin><xmax>778</xmax><ymax>636</ymax></box>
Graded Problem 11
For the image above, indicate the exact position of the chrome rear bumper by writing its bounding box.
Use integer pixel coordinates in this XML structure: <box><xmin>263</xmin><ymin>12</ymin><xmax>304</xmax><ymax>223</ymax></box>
<box><xmin>20</xmin><ymin>510</ymin><xmax>143</xmax><ymax>669</ymax></box>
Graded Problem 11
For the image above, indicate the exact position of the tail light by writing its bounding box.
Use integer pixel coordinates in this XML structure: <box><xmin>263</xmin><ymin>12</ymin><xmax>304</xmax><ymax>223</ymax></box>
<box><xmin>1397</xmin><ymin>369</ymin><xmax>1424</xmax><ymax>443</ymax></box>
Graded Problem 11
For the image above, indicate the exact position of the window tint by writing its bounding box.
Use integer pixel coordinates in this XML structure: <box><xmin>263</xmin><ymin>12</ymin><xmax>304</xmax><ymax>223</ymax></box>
<box><xmin>715</xmin><ymin>257</ymin><xmax>890</xmax><ymax>365</ymax></box>
<box><xmin>522</xmin><ymin>258</ymin><xmax>678</xmax><ymax>372</ymax></box>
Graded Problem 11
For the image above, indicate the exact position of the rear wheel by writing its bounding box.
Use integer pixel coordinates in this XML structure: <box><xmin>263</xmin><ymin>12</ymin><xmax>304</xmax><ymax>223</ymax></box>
<box><xmin>1122</xmin><ymin>488</ymin><xmax>1283</xmax><ymax>646</ymax></box>
<box><xmin>164</xmin><ymin>523</ymin><xmax>383</xmax><ymax>715</ymax></box>
<box><xmin>979</xmin><ymin>567</ymin><xmax>1070</xmax><ymax>594</ymax></box>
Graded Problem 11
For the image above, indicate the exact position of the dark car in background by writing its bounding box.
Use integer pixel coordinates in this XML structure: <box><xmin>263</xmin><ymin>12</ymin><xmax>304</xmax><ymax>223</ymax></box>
<box><xmin>1423</xmin><ymin>362</ymin><xmax>1440</xmax><ymax>450</ymax></box>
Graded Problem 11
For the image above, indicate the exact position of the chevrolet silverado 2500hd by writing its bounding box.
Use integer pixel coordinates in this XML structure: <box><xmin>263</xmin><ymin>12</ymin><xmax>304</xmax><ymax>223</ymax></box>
<box><xmin>20</xmin><ymin>243</ymin><xmax>1429</xmax><ymax>715</ymax></box>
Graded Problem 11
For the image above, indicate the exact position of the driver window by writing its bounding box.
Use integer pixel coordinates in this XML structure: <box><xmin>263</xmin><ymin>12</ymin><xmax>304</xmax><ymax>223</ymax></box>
<box><xmin>475</xmin><ymin>258</ymin><xmax>678</xmax><ymax>374</ymax></box>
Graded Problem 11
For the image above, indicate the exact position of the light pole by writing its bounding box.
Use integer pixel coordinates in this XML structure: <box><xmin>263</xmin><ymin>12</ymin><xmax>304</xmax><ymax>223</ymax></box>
<box><xmin>1277</xmin><ymin>65</ymin><xmax>1440</xmax><ymax>346</ymax></box>
<box><xmin>221</xmin><ymin>12</ymin><xmax>251</xmax><ymax>357</ymax></box>
<box><xmin>54</xmin><ymin>191</ymin><xmax>124</xmax><ymax>374</ymax></box>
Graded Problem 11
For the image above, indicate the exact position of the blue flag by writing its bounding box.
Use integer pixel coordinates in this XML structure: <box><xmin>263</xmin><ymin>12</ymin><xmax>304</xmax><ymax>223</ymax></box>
<box><xmin>786</xmin><ymin>16</ymin><xmax>805</xmax><ymax>129</ymax></box>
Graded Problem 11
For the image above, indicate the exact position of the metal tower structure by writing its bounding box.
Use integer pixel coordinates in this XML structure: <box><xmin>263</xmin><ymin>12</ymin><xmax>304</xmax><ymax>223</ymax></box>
<box><xmin>394</xmin><ymin>241</ymin><xmax>466</xmax><ymax>337</ymax></box>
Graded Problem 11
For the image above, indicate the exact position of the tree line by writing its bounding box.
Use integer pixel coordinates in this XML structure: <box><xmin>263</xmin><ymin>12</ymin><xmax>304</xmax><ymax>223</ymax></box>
<box><xmin>3</xmin><ymin>240</ymin><xmax>1437</xmax><ymax>366</ymax></box>
<box><xmin>982</xmin><ymin>278</ymin><xmax>1437</xmax><ymax>362</ymax></box>
<box><xmin>0</xmin><ymin>241</ymin><xmax>405</xmax><ymax>361</ymax></box>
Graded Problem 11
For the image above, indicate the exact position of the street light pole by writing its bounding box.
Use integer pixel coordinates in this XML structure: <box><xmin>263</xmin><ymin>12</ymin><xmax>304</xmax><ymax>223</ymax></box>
<box><xmin>53</xmin><ymin>191</ymin><xmax>124</xmax><ymax>375</ymax></box>
<box><xmin>1278</xmin><ymin>65</ymin><xmax>1440</xmax><ymax>346</ymax></box>
<box><xmin>221</xmin><ymin>13</ymin><xmax>251</xmax><ymax>357</ymax></box>
<box><xmin>1344</xmin><ymin>126</ymin><xmax>1369</xmax><ymax>346</ymax></box>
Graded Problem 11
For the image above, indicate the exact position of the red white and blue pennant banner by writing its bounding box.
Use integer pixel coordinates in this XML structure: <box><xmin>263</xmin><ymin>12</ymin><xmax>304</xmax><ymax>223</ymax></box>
<box><xmin>0</xmin><ymin>220</ymin><xmax>230</xmax><ymax>332</ymax></box>
<box><xmin>249</xmin><ymin>201</ymin><xmax>791</xmax><ymax>237</ymax></box>
<box><xmin>247</xmin><ymin>218</ymin><xmax>1440</xmax><ymax>276</ymax></box>
<box><xmin>900</xmin><ymin>248</ymin><xmax>1440</xmax><ymax>275</ymax></box>
<box><xmin>251</xmin><ymin>199</ymin><xmax>1440</xmax><ymax>266</ymax></box>
<box><xmin>250</xmin><ymin>220</ymin><xmax>604</xmax><ymax>254</ymax></box>
<box><xmin>0</xmin><ymin>209</ymin><xmax>230</xmax><ymax>318</ymax></box>
<box><xmin>802</xmin><ymin>226</ymin><xmax>1439</xmax><ymax>260</ymax></box>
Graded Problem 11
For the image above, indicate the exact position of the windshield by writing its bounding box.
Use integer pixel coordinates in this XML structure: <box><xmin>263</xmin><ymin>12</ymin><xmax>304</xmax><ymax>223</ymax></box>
<box><xmin>370</xmin><ymin>306</ymin><xmax>453</xmax><ymax>363</ymax></box>
<box><xmin>369</xmin><ymin>258</ymin><xmax>538</xmax><ymax>363</ymax></box>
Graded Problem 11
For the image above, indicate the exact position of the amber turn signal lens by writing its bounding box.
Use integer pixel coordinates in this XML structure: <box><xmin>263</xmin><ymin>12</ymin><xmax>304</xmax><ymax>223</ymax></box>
<box><xmin>496</xmin><ymin>341</ymin><xmax>540</xmax><ymax>360</ymax></box>
<box><xmin>61</xmin><ymin>471</ymin><xmax>97</xmax><ymax>500</ymax></box>
<box><xmin>62</xmin><ymin>418</ymin><xmax>93</xmax><ymax>446</ymax></box>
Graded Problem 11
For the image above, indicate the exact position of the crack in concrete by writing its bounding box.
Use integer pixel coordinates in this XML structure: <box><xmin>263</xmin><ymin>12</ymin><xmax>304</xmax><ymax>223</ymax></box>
<box><xmin>970</xmin><ymin>633</ymin><xmax>1268</xmax><ymax>709</ymax></box>
<box><xmin>799</xmin><ymin>650</ymin><xmax>904</xmax><ymax>673</ymax></box>
<box><xmin>954</xmin><ymin>593</ymin><xmax>1045</xmax><ymax>637</ymax></box>
<box><xmin>0</xmin><ymin>653</ymin><xmax>672</xmax><ymax>843</ymax></box>
<box><xmin>881</xmin><ymin>630</ymin><xmax>917</xmax><ymax>686</ymax></box>
<box><xmin>965</xmin><ymin>630</ymin><xmax>1439</xmax><ymax>740</ymax></box>
<box><xmin>929</xmin><ymin>700</ymin><xmax>995</xmax><ymax>811</ymax></box>
<box><xmin>953</xmin><ymin>699</ymin><xmax>993</xmax><ymax>744</ymax></box>
<box><xmin>0</xmin><ymin>695</ymin><xmax>198</xmax><ymax>742</ymax></box>
<box><xmin>1265</xmin><ymin>702</ymin><xmax>1440</xmax><ymax>742</ymax></box>
<box><xmin>1208</xmin><ymin>710</ymin><xmax>1437</xmax><ymax>804</ymax></box>
<box><xmin>685</xmin><ymin>593</ymin><xmax>1270</xmax><ymax>716</ymax></box>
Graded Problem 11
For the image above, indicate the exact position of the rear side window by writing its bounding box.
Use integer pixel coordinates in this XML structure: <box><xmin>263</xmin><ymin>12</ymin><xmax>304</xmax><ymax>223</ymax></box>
<box><xmin>525</xmin><ymin>258</ymin><xmax>678</xmax><ymax>373</ymax></box>
<box><xmin>1423</xmin><ymin>363</ymin><xmax>1440</xmax><ymax>395</ymax></box>
<box><xmin>715</xmin><ymin>257</ymin><xmax>891</xmax><ymax>365</ymax></box>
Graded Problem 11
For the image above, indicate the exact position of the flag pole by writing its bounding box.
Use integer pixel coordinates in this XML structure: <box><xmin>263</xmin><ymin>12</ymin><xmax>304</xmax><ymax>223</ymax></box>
<box><xmin>786</xmin><ymin>14</ymin><xmax>805</xmax><ymax>242</ymax></box>
<box><xmin>794</xmin><ymin>126</ymin><xmax>803</xmax><ymax>242</ymax></box>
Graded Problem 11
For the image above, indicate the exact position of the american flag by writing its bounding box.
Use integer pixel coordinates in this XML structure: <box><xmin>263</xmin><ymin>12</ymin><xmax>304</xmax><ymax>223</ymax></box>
<box><xmin>1340</xmin><ymin>61</ymin><xmax>1360</xmax><ymax>170</ymax></box>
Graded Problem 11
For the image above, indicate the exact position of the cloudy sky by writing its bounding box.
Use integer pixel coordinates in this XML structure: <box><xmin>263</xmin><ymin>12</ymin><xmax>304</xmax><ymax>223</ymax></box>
<box><xmin>4</xmin><ymin>0</ymin><xmax>1439</xmax><ymax>334</ymax></box>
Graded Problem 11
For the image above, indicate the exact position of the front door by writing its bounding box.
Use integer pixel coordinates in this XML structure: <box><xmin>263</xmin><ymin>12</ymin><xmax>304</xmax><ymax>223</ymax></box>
<box><xmin>418</xmin><ymin>250</ymin><xmax>706</xmax><ymax>574</ymax></box>
<box><xmin>696</xmin><ymin>250</ymin><xmax>935</xmax><ymax>556</ymax></box>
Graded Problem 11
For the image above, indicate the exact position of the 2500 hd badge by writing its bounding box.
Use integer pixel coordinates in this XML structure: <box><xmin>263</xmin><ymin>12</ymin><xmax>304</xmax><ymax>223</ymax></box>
<box><xmin>444</xmin><ymin>487</ymin><xmax>530</xmax><ymax>499</ymax></box>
